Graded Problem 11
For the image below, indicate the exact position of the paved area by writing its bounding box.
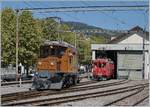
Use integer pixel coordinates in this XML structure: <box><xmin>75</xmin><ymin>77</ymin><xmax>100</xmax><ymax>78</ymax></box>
<box><xmin>1</xmin><ymin>83</ymin><xmax>32</xmax><ymax>95</ymax></box>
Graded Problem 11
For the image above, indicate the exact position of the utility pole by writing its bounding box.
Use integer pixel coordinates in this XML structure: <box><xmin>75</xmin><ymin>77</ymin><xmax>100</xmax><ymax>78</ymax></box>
<box><xmin>75</xmin><ymin>32</ymin><xmax>77</xmax><ymax>48</ymax></box>
<box><xmin>0</xmin><ymin>7</ymin><xmax>1</xmax><ymax>73</ymax></box>
<box><xmin>16</xmin><ymin>9</ymin><xmax>19</xmax><ymax>81</ymax></box>
<box><xmin>142</xmin><ymin>29</ymin><xmax>145</xmax><ymax>79</ymax></box>
<box><xmin>48</xmin><ymin>17</ymin><xmax>61</xmax><ymax>41</ymax></box>
<box><xmin>57</xmin><ymin>18</ymin><xmax>61</xmax><ymax>41</ymax></box>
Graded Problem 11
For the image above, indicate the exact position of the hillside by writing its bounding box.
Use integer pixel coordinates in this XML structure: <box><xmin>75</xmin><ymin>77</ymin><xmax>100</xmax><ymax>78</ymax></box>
<box><xmin>62</xmin><ymin>21</ymin><xmax>125</xmax><ymax>37</ymax></box>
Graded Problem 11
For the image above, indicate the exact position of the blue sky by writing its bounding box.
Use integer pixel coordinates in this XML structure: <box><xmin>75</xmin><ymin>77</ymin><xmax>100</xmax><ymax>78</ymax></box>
<box><xmin>1</xmin><ymin>0</ymin><xmax>149</xmax><ymax>31</ymax></box>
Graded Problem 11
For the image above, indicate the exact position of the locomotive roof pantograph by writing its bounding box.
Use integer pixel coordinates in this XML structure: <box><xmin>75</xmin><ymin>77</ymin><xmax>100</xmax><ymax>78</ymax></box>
<box><xmin>43</xmin><ymin>40</ymin><xmax>77</xmax><ymax>54</ymax></box>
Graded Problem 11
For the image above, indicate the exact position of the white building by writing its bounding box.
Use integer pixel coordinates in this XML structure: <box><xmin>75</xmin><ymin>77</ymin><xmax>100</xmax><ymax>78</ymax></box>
<box><xmin>91</xmin><ymin>26</ymin><xmax>149</xmax><ymax>80</ymax></box>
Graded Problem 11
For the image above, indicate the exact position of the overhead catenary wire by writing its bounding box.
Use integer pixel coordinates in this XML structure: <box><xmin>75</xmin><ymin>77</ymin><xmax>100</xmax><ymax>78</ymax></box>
<box><xmin>16</xmin><ymin>4</ymin><xmax>148</xmax><ymax>12</ymax></box>
<box><xmin>79</xmin><ymin>0</ymin><xmax>132</xmax><ymax>29</ymax></box>
<box><xmin>21</xmin><ymin>1</ymin><xmax>148</xmax><ymax>31</ymax></box>
<box><xmin>23</xmin><ymin>1</ymin><xmax>51</xmax><ymax>18</ymax></box>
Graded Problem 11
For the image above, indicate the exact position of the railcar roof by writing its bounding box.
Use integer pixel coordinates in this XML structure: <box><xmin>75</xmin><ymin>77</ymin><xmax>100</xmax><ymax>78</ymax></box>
<box><xmin>93</xmin><ymin>58</ymin><xmax>113</xmax><ymax>63</ymax></box>
<box><xmin>43</xmin><ymin>40</ymin><xmax>76</xmax><ymax>49</ymax></box>
<box><xmin>94</xmin><ymin>59</ymin><xmax>108</xmax><ymax>63</ymax></box>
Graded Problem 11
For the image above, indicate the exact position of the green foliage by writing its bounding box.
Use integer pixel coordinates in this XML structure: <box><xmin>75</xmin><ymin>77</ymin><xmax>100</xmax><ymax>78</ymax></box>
<box><xmin>1</xmin><ymin>8</ymin><xmax>16</xmax><ymax>65</ymax></box>
<box><xmin>90</xmin><ymin>34</ymin><xmax>106</xmax><ymax>44</ymax></box>
<box><xmin>2</xmin><ymin>9</ymin><xmax>43</xmax><ymax>68</ymax></box>
<box><xmin>40</xmin><ymin>18</ymin><xmax>58</xmax><ymax>41</ymax></box>
<box><xmin>19</xmin><ymin>11</ymin><xmax>43</xmax><ymax>67</ymax></box>
<box><xmin>1</xmin><ymin>8</ymin><xmax>107</xmax><ymax>68</ymax></box>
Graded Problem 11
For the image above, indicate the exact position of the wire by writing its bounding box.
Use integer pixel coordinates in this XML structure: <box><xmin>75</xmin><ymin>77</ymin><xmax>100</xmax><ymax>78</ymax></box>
<box><xmin>79</xmin><ymin>1</ymin><xmax>133</xmax><ymax>29</ymax></box>
<box><xmin>23</xmin><ymin>1</ymin><xmax>51</xmax><ymax>18</ymax></box>
<box><xmin>18</xmin><ymin>5</ymin><xmax>148</xmax><ymax>11</ymax></box>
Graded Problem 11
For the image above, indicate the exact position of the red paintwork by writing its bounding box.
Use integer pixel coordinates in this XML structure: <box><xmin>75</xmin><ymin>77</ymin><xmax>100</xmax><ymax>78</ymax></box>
<box><xmin>92</xmin><ymin>58</ymin><xmax>114</xmax><ymax>79</ymax></box>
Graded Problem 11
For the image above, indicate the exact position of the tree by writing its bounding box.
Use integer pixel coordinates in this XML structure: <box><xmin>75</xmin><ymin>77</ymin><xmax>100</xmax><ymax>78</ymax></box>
<box><xmin>90</xmin><ymin>34</ymin><xmax>106</xmax><ymax>44</ymax></box>
<box><xmin>18</xmin><ymin>11</ymin><xmax>43</xmax><ymax>73</ymax></box>
<box><xmin>1</xmin><ymin>8</ymin><xmax>16</xmax><ymax>66</ymax></box>
<box><xmin>40</xmin><ymin>18</ymin><xmax>59</xmax><ymax>41</ymax></box>
<box><xmin>60</xmin><ymin>24</ymin><xmax>76</xmax><ymax>45</ymax></box>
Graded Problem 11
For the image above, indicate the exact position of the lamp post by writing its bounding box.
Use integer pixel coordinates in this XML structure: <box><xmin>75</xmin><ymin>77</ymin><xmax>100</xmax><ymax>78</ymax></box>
<box><xmin>16</xmin><ymin>9</ymin><xmax>19</xmax><ymax>81</ymax></box>
<box><xmin>142</xmin><ymin>29</ymin><xmax>146</xmax><ymax>79</ymax></box>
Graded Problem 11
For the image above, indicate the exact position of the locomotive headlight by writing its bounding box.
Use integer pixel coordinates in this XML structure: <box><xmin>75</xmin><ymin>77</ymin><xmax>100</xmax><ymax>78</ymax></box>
<box><xmin>38</xmin><ymin>62</ymin><xmax>42</xmax><ymax>65</ymax></box>
<box><xmin>69</xmin><ymin>53</ymin><xmax>73</xmax><ymax>56</ymax></box>
<box><xmin>50</xmin><ymin>62</ymin><xmax>54</xmax><ymax>66</ymax></box>
<box><xmin>50</xmin><ymin>45</ymin><xmax>53</xmax><ymax>48</ymax></box>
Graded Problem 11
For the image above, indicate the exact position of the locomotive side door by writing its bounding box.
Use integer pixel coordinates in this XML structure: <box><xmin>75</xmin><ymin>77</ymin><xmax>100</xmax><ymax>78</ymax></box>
<box><xmin>57</xmin><ymin>61</ymin><xmax>61</xmax><ymax>72</ymax></box>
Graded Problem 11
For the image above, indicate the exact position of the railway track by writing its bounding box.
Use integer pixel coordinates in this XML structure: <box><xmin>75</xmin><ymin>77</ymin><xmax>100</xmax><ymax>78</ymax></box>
<box><xmin>1</xmin><ymin>80</ymin><xmax>32</xmax><ymax>86</ymax></box>
<box><xmin>104</xmin><ymin>86</ymin><xmax>149</xmax><ymax>106</ymax></box>
<box><xmin>1</xmin><ymin>80</ymin><xmax>98</xmax><ymax>102</ymax></box>
<box><xmin>1</xmin><ymin>74</ymin><xmax>87</xmax><ymax>86</ymax></box>
<box><xmin>2</xmin><ymin>80</ymin><xmax>128</xmax><ymax>104</ymax></box>
<box><xmin>3</xmin><ymin>82</ymin><xmax>148</xmax><ymax>106</ymax></box>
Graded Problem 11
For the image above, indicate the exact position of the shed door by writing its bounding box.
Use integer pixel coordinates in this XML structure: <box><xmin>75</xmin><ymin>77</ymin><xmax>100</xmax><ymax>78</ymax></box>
<box><xmin>117</xmin><ymin>51</ymin><xmax>143</xmax><ymax>80</ymax></box>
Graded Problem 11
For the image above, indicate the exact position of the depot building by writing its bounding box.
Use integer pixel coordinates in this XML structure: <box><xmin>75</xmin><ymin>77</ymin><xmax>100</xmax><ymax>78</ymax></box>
<box><xmin>91</xmin><ymin>26</ymin><xmax>149</xmax><ymax>80</ymax></box>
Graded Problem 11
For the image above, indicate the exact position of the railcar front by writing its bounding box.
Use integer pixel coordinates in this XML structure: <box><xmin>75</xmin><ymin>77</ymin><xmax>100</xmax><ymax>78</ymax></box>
<box><xmin>91</xmin><ymin>58</ymin><xmax>114</xmax><ymax>81</ymax></box>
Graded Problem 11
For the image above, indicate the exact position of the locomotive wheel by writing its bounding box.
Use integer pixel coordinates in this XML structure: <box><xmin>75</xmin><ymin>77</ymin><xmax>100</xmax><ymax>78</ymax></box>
<box><xmin>72</xmin><ymin>76</ymin><xmax>77</xmax><ymax>85</ymax></box>
<box><xmin>96</xmin><ymin>76</ymin><xmax>99</xmax><ymax>81</ymax></box>
<box><xmin>63</xmin><ymin>76</ymin><xmax>72</xmax><ymax>88</ymax></box>
<box><xmin>44</xmin><ymin>81</ymin><xmax>50</xmax><ymax>89</ymax></box>
<box><xmin>69</xmin><ymin>77</ymin><xmax>73</xmax><ymax>86</ymax></box>
<box><xmin>77</xmin><ymin>79</ymin><xmax>80</xmax><ymax>83</ymax></box>
<box><xmin>44</xmin><ymin>84</ymin><xmax>49</xmax><ymax>89</ymax></box>
<box><xmin>62</xmin><ymin>82</ymin><xmax>66</xmax><ymax>89</ymax></box>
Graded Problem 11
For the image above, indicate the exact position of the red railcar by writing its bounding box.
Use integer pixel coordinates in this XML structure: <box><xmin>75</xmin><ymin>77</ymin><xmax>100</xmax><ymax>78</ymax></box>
<box><xmin>91</xmin><ymin>58</ymin><xmax>115</xmax><ymax>80</ymax></box>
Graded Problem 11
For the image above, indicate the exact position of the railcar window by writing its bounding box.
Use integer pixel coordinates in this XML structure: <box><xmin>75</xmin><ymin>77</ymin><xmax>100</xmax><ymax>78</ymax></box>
<box><xmin>99</xmin><ymin>63</ymin><xmax>106</xmax><ymax>68</ymax></box>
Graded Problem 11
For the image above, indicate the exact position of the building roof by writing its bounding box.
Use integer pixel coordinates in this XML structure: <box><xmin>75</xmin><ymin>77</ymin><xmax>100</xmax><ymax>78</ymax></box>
<box><xmin>108</xmin><ymin>26</ymin><xmax>149</xmax><ymax>44</ymax></box>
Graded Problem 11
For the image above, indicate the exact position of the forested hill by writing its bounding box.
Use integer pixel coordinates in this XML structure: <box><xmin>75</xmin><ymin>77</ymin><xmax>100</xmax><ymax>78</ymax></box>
<box><xmin>62</xmin><ymin>21</ymin><xmax>103</xmax><ymax>30</ymax></box>
<box><xmin>62</xmin><ymin>21</ymin><xmax>125</xmax><ymax>36</ymax></box>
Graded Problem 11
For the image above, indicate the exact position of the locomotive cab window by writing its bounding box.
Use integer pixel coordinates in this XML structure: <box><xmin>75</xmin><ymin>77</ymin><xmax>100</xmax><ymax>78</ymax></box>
<box><xmin>40</xmin><ymin>45</ymin><xmax>67</xmax><ymax>58</ymax></box>
<box><xmin>57</xmin><ymin>47</ymin><xmax>67</xmax><ymax>56</ymax></box>
<box><xmin>40</xmin><ymin>46</ymin><xmax>49</xmax><ymax>58</ymax></box>
<box><xmin>51</xmin><ymin>48</ymin><xmax>55</xmax><ymax>55</ymax></box>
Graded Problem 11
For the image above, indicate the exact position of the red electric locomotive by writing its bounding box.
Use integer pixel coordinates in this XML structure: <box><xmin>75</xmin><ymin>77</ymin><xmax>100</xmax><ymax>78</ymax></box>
<box><xmin>91</xmin><ymin>58</ymin><xmax>115</xmax><ymax>80</ymax></box>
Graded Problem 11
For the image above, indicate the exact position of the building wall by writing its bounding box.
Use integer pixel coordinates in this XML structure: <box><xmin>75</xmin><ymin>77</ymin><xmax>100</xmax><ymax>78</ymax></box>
<box><xmin>117</xmin><ymin>51</ymin><xmax>143</xmax><ymax>79</ymax></box>
<box><xmin>118</xmin><ymin>33</ymin><xmax>149</xmax><ymax>79</ymax></box>
<box><xmin>119</xmin><ymin>34</ymin><xmax>148</xmax><ymax>44</ymax></box>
